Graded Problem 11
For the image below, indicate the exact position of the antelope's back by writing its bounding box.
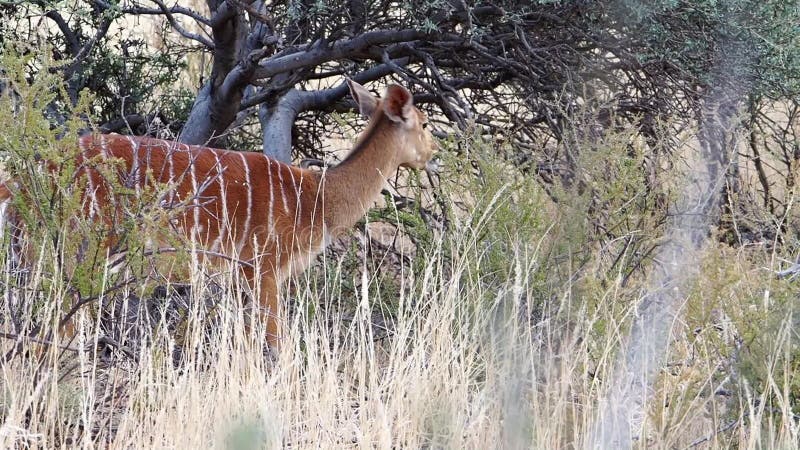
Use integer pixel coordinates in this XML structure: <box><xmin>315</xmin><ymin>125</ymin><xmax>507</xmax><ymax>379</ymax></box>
<box><xmin>76</xmin><ymin>134</ymin><xmax>323</xmax><ymax>257</ymax></box>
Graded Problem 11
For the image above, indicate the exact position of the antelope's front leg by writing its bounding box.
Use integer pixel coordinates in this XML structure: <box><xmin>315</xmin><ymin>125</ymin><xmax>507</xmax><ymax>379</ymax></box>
<box><xmin>256</xmin><ymin>273</ymin><xmax>282</xmax><ymax>351</ymax></box>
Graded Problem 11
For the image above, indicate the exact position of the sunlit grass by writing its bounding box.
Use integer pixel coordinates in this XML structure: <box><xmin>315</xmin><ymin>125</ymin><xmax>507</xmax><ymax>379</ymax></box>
<box><xmin>1</xmin><ymin>205</ymin><xmax>798</xmax><ymax>449</ymax></box>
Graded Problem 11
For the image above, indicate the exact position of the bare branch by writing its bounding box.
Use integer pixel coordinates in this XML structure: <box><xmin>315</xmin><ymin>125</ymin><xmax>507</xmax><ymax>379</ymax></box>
<box><xmin>43</xmin><ymin>10</ymin><xmax>80</xmax><ymax>56</ymax></box>
<box><xmin>67</xmin><ymin>15</ymin><xmax>113</xmax><ymax>73</ymax></box>
<box><xmin>254</xmin><ymin>29</ymin><xmax>460</xmax><ymax>79</ymax></box>
<box><xmin>93</xmin><ymin>0</ymin><xmax>211</xmax><ymax>25</ymax></box>
<box><xmin>151</xmin><ymin>0</ymin><xmax>214</xmax><ymax>48</ymax></box>
<box><xmin>243</xmin><ymin>57</ymin><xmax>410</xmax><ymax>109</ymax></box>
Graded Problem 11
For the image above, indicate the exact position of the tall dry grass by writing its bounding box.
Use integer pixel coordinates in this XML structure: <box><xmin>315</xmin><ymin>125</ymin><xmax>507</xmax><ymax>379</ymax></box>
<box><xmin>1</xmin><ymin>192</ymin><xmax>798</xmax><ymax>448</ymax></box>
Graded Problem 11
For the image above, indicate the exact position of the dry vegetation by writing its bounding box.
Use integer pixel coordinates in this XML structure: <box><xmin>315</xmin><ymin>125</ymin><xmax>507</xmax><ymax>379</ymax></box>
<box><xmin>1</xmin><ymin>54</ymin><xmax>800</xmax><ymax>450</ymax></box>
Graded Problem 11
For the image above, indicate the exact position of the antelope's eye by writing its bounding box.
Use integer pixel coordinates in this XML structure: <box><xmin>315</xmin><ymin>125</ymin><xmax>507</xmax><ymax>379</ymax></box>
<box><xmin>422</xmin><ymin>122</ymin><xmax>429</xmax><ymax>129</ymax></box>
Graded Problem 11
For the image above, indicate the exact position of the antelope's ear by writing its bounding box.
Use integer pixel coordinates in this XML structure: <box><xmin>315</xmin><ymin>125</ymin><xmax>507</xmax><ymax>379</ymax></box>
<box><xmin>383</xmin><ymin>84</ymin><xmax>413</xmax><ymax>126</ymax></box>
<box><xmin>347</xmin><ymin>79</ymin><xmax>378</xmax><ymax>118</ymax></box>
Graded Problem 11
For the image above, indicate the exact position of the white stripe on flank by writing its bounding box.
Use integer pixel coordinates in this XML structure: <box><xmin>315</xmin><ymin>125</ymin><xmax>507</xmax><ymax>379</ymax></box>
<box><xmin>276</xmin><ymin>161</ymin><xmax>288</xmax><ymax>214</ymax></box>
<box><xmin>85</xmin><ymin>167</ymin><xmax>98</xmax><ymax>219</ymax></box>
<box><xmin>98</xmin><ymin>137</ymin><xmax>110</xmax><ymax>218</ymax></box>
<box><xmin>239</xmin><ymin>152</ymin><xmax>252</xmax><ymax>249</ymax></box>
<box><xmin>190</xmin><ymin>148</ymin><xmax>200</xmax><ymax>242</ymax></box>
<box><xmin>124</xmin><ymin>136</ymin><xmax>140</xmax><ymax>195</ymax></box>
<box><xmin>265</xmin><ymin>156</ymin><xmax>274</xmax><ymax>234</ymax></box>
<box><xmin>99</xmin><ymin>135</ymin><xmax>109</xmax><ymax>159</ymax></box>
<box><xmin>168</xmin><ymin>144</ymin><xmax>176</xmax><ymax>205</ymax></box>
<box><xmin>79</xmin><ymin>138</ymin><xmax>99</xmax><ymax>219</ymax></box>
<box><xmin>0</xmin><ymin>200</ymin><xmax>13</xmax><ymax>272</ymax></box>
<box><xmin>211</xmin><ymin>150</ymin><xmax>227</xmax><ymax>252</ymax></box>
<box><xmin>287</xmin><ymin>166</ymin><xmax>302</xmax><ymax>227</ymax></box>
<box><xmin>0</xmin><ymin>200</ymin><xmax>8</xmax><ymax>242</ymax></box>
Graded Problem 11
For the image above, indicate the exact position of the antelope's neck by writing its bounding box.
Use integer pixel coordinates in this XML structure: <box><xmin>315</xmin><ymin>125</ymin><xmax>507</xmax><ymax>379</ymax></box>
<box><xmin>321</xmin><ymin>115</ymin><xmax>400</xmax><ymax>236</ymax></box>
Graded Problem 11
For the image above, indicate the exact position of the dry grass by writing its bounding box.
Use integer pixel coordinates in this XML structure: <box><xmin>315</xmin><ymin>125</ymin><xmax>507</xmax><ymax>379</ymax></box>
<box><xmin>0</xmin><ymin>204</ymin><xmax>798</xmax><ymax>449</ymax></box>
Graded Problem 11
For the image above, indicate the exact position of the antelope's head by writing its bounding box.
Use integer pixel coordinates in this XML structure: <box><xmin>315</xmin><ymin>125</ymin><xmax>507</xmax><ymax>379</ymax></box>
<box><xmin>347</xmin><ymin>79</ymin><xmax>436</xmax><ymax>170</ymax></box>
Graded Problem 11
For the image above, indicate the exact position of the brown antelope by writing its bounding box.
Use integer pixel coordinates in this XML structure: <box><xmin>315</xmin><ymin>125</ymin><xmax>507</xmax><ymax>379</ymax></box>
<box><xmin>0</xmin><ymin>80</ymin><xmax>436</xmax><ymax>350</ymax></box>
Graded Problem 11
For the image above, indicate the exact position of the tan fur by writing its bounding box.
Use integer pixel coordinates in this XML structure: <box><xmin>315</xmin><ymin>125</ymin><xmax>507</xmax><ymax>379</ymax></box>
<box><xmin>0</xmin><ymin>81</ymin><xmax>436</xmax><ymax>350</ymax></box>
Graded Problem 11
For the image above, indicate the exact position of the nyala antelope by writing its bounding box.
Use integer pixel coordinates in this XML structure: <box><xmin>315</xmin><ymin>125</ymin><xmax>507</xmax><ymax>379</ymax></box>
<box><xmin>0</xmin><ymin>80</ymin><xmax>436</xmax><ymax>350</ymax></box>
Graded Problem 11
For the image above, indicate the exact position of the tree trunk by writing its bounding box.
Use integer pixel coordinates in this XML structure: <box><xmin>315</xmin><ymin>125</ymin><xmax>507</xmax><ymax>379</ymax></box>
<box><xmin>179</xmin><ymin>1</ymin><xmax>250</xmax><ymax>147</ymax></box>
<box><xmin>259</xmin><ymin>90</ymin><xmax>302</xmax><ymax>163</ymax></box>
